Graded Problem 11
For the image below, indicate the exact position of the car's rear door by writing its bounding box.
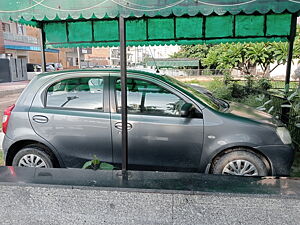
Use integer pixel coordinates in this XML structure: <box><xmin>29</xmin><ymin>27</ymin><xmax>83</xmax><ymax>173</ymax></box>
<box><xmin>29</xmin><ymin>72</ymin><xmax>112</xmax><ymax>168</ymax></box>
<box><xmin>110</xmin><ymin>73</ymin><xmax>204</xmax><ymax>172</ymax></box>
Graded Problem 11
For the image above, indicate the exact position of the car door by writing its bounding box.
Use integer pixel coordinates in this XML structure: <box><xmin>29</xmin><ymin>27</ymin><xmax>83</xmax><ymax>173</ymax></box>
<box><xmin>110</xmin><ymin>74</ymin><xmax>204</xmax><ymax>172</ymax></box>
<box><xmin>29</xmin><ymin>73</ymin><xmax>112</xmax><ymax>168</ymax></box>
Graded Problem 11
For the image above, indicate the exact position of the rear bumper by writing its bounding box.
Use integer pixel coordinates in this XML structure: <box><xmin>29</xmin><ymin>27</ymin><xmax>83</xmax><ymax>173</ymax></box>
<box><xmin>2</xmin><ymin>135</ymin><xmax>13</xmax><ymax>164</ymax></box>
<box><xmin>255</xmin><ymin>144</ymin><xmax>295</xmax><ymax>176</ymax></box>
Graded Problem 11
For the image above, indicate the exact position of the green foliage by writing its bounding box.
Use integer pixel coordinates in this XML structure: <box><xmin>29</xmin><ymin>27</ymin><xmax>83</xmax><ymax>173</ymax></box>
<box><xmin>254</xmin><ymin>77</ymin><xmax>272</xmax><ymax>91</ymax></box>
<box><xmin>212</xmin><ymin>86</ymin><xmax>233</xmax><ymax>100</ymax></box>
<box><xmin>284</xmin><ymin>87</ymin><xmax>300</xmax><ymax>128</ymax></box>
<box><xmin>245</xmin><ymin>75</ymin><xmax>254</xmax><ymax>89</ymax></box>
<box><xmin>173</xmin><ymin>41</ymin><xmax>300</xmax><ymax>77</ymax></box>
<box><xmin>229</xmin><ymin>83</ymin><xmax>250</xmax><ymax>98</ymax></box>
<box><xmin>82</xmin><ymin>155</ymin><xmax>114</xmax><ymax>171</ymax></box>
<box><xmin>171</xmin><ymin>45</ymin><xmax>209</xmax><ymax>59</ymax></box>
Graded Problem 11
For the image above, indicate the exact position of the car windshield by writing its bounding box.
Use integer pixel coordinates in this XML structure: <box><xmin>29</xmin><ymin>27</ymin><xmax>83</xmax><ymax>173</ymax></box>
<box><xmin>163</xmin><ymin>75</ymin><xmax>228</xmax><ymax>111</ymax></box>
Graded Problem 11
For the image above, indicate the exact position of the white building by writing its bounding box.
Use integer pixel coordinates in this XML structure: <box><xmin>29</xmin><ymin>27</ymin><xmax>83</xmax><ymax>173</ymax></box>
<box><xmin>109</xmin><ymin>45</ymin><xmax>180</xmax><ymax>67</ymax></box>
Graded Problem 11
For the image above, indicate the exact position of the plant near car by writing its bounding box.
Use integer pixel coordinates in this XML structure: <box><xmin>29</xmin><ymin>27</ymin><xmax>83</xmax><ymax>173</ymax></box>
<box><xmin>82</xmin><ymin>155</ymin><xmax>114</xmax><ymax>170</ymax></box>
<box><xmin>281</xmin><ymin>87</ymin><xmax>300</xmax><ymax>128</ymax></box>
<box><xmin>254</xmin><ymin>77</ymin><xmax>272</xmax><ymax>91</ymax></box>
<box><xmin>255</xmin><ymin>94</ymin><xmax>274</xmax><ymax>114</ymax></box>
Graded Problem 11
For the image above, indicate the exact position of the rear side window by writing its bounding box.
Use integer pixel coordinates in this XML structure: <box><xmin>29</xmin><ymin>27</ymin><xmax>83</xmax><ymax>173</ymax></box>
<box><xmin>46</xmin><ymin>77</ymin><xmax>104</xmax><ymax>111</ymax></box>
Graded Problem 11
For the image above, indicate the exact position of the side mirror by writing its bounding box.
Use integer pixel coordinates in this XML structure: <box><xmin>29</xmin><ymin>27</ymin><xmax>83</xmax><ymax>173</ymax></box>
<box><xmin>180</xmin><ymin>103</ymin><xmax>193</xmax><ymax>117</ymax></box>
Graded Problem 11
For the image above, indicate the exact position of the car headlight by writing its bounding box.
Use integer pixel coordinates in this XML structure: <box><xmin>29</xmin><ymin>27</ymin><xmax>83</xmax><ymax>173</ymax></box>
<box><xmin>276</xmin><ymin>127</ymin><xmax>292</xmax><ymax>144</ymax></box>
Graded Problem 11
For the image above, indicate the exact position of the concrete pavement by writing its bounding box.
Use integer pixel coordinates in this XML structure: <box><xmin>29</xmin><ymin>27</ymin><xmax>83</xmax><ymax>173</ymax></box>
<box><xmin>1</xmin><ymin>168</ymin><xmax>300</xmax><ymax>225</ymax></box>
<box><xmin>0</xmin><ymin>184</ymin><xmax>299</xmax><ymax>225</ymax></box>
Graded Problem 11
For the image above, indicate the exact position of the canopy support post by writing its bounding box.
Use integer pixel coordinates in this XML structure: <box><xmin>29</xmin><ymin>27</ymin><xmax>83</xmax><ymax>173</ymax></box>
<box><xmin>119</xmin><ymin>16</ymin><xmax>128</xmax><ymax>177</ymax></box>
<box><xmin>77</xmin><ymin>47</ymin><xmax>81</xmax><ymax>69</ymax></box>
<box><xmin>40</xmin><ymin>24</ymin><xmax>46</xmax><ymax>72</ymax></box>
<box><xmin>285</xmin><ymin>14</ymin><xmax>297</xmax><ymax>95</ymax></box>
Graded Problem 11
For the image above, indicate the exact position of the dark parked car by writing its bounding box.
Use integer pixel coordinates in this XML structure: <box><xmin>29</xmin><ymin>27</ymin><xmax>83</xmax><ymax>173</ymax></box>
<box><xmin>2</xmin><ymin>70</ymin><xmax>295</xmax><ymax>176</ymax></box>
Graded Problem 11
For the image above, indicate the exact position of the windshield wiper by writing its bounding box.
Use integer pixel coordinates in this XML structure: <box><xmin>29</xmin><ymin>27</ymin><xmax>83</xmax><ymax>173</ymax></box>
<box><xmin>205</xmin><ymin>92</ymin><xmax>229</xmax><ymax>110</ymax></box>
<box><xmin>61</xmin><ymin>96</ymin><xmax>79</xmax><ymax>107</ymax></box>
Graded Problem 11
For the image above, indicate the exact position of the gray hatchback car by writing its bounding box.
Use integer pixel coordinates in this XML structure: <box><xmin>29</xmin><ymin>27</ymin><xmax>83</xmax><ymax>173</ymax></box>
<box><xmin>2</xmin><ymin>70</ymin><xmax>295</xmax><ymax>176</ymax></box>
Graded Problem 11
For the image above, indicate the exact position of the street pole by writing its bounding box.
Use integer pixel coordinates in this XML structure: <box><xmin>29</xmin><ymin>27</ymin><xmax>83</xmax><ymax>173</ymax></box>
<box><xmin>40</xmin><ymin>24</ymin><xmax>46</xmax><ymax>72</ymax></box>
<box><xmin>285</xmin><ymin>14</ymin><xmax>297</xmax><ymax>95</ymax></box>
<box><xmin>119</xmin><ymin>16</ymin><xmax>128</xmax><ymax>177</ymax></box>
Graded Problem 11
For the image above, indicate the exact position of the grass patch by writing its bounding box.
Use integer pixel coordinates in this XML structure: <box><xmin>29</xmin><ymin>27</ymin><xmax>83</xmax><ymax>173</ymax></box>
<box><xmin>0</xmin><ymin>150</ymin><xmax>4</xmax><ymax>166</ymax></box>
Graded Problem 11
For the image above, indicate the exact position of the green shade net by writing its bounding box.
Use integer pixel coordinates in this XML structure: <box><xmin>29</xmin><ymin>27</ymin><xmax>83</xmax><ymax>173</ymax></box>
<box><xmin>0</xmin><ymin>0</ymin><xmax>298</xmax><ymax>47</ymax></box>
<box><xmin>43</xmin><ymin>14</ymin><xmax>292</xmax><ymax>48</ymax></box>
<box><xmin>0</xmin><ymin>0</ymin><xmax>300</xmax><ymax>21</ymax></box>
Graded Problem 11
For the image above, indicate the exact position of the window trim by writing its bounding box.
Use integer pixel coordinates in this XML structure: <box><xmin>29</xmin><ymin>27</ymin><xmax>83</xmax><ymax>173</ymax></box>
<box><xmin>114</xmin><ymin>77</ymin><xmax>188</xmax><ymax>117</ymax></box>
<box><xmin>44</xmin><ymin>76</ymin><xmax>106</xmax><ymax>112</ymax></box>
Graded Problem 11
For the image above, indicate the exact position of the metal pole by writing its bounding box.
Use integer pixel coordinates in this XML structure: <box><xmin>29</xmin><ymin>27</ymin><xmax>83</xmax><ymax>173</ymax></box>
<box><xmin>119</xmin><ymin>16</ymin><xmax>128</xmax><ymax>175</ymax></box>
<box><xmin>77</xmin><ymin>47</ymin><xmax>81</xmax><ymax>69</ymax></box>
<box><xmin>285</xmin><ymin>14</ymin><xmax>297</xmax><ymax>95</ymax></box>
<box><xmin>40</xmin><ymin>24</ymin><xmax>46</xmax><ymax>72</ymax></box>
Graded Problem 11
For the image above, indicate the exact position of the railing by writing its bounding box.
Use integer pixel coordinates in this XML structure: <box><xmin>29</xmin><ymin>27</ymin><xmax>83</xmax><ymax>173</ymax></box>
<box><xmin>3</xmin><ymin>32</ymin><xmax>38</xmax><ymax>44</ymax></box>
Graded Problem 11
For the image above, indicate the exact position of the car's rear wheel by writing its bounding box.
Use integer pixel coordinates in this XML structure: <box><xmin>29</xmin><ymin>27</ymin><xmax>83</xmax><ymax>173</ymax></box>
<box><xmin>12</xmin><ymin>145</ymin><xmax>54</xmax><ymax>168</ymax></box>
<box><xmin>211</xmin><ymin>151</ymin><xmax>268</xmax><ymax>176</ymax></box>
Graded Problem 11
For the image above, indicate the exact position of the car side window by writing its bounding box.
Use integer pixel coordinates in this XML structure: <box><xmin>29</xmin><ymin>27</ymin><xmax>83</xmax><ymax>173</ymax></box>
<box><xmin>115</xmin><ymin>78</ymin><xmax>186</xmax><ymax>117</ymax></box>
<box><xmin>46</xmin><ymin>77</ymin><xmax>104</xmax><ymax>111</ymax></box>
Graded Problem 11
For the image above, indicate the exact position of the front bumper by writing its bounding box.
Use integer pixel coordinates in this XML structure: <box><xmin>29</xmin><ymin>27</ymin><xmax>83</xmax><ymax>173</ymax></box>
<box><xmin>255</xmin><ymin>144</ymin><xmax>295</xmax><ymax>176</ymax></box>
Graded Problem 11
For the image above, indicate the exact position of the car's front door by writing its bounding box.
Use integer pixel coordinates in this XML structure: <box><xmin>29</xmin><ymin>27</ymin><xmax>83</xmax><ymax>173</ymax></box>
<box><xmin>29</xmin><ymin>74</ymin><xmax>112</xmax><ymax>168</ymax></box>
<box><xmin>110</xmin><ymin>75</ymin><xmax>204</xmax><ymax>172</ymax></box>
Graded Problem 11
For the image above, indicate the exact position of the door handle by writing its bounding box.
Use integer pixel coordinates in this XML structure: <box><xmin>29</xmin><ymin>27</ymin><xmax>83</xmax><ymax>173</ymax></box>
<box><xmin>32</xmin><ymin>115</ymin><xmax>49</xmax><ymax>123</ymax></box>
<box><xmin>114</xmin><ymin>122</ymin><xmax>132</xmax><ymax>131</ymax></box>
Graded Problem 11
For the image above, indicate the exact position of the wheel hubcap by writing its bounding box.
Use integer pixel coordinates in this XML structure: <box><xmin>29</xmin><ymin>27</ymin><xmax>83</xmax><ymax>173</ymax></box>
<box><xmin>222</xmin><ymin>160</ymin><xmax>258</xmax><ymax>176</ymax></box>
<box><xmin>18</xmin><ymin>154</ymin><xmax>48</xmax><ymax>168</ymax></box>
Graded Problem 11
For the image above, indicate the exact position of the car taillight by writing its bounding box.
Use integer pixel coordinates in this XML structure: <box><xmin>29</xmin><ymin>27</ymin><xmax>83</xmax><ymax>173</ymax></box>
<box><xmin>2</xmin><ymin>104</ymin><xmax>15</xmax><ymax>134</ymax></box>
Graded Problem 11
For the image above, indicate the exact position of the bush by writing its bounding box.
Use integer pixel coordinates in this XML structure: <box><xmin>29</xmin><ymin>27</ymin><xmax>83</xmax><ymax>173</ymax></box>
<box><xmin>255</xmin><ymin>78</ymin><xmax>272</xmax><ymax>91</ymax></box>
<box><xmin>245</xmin><ymin>75</ymin><xmax>254</xmax><ymax>89</ymax></box>
<box><xmin>229</xmin><ymin>83</ymin><xmax>249</xmax><ymax>99</ymax></box>
<box><xmin>241</xmin><ymin>95</ymin><xmax>268</xmax><ymax>108</ymax></box>
<box><xmin>206</xmin><ymin>77</ymin><xmax>224</xmax><ymax>92</ymax></box>
<box><xmin>213</xmin><ymin>86</ymin><xmax>233</xmax><ymax>100</ymax></box>
<box><xmin>205</xmin><ymin>78</ymin><xmax>233</xmax><ymax>100</ymax></box>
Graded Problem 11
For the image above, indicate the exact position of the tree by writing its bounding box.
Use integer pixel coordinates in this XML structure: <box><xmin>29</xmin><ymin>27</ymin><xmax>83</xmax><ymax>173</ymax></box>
<box><xmin>171</xmin><ymin>44</ymin><xmax>209</xmax><ymax>59</ymax></box>
<box><xmin>172</xmin><ymin>41</ymin><xmax>300</xmax><ymax>77</ymax></box>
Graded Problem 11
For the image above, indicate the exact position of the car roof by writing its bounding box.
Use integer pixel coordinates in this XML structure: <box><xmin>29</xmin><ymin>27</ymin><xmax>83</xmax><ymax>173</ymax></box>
<box><xmin>36</xmin><ymin>69</ymin><xmax>163</xmax><ymax>81</ymax></box>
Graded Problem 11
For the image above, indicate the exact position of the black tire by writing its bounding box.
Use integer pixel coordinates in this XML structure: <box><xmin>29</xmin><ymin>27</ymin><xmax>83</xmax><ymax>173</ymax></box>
<box><xmin>211</xmin><ymin>150</ymin><xmax>268</xmax><ymax>176</ymax></box>
<box><xmin>12</xmin><ymin>145</ymin><xmax>54</xmax><ymax>168</ymax></box>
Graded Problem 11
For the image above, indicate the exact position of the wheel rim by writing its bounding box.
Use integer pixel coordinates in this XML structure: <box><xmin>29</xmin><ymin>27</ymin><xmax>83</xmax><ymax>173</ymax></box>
<box><xmin>222</xmin><ymin>160</ymin><xmax>258</xmax><ymax>176</ymax></box>
<box><xmin>18</xmin><ymin>154</ymin><xmax>48</xmax><ymax>168</ymax></box>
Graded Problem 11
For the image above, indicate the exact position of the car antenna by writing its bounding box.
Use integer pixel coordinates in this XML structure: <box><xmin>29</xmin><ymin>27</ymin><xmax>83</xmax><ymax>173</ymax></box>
<box><xmin>148</xmin><ymin>46</ymin><xmax>160</xmax><ymax>73</ymax></box>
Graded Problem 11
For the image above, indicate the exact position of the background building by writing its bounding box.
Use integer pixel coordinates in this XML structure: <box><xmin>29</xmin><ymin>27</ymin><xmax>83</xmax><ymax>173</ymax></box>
<box><xmin>0</xmin><ymin>21</ymin><xmax>61</xmax><ymax>63</ymax></box>
<box><xmin>0</xmin><ymin>20</ymin><xmax>181</xmax><ymax>70</ymax></box>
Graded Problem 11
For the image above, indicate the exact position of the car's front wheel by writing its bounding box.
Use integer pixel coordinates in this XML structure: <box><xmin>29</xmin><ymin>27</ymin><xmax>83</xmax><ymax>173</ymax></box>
<box><xmin>211</xmin><ymin>151</ymin><xmax>268</xmax><ymax>176</ymax></box>
<box><xmin>12</xmin><ymin>145</ymin><xmax>54</xmax><ymax>168</ymax></box>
